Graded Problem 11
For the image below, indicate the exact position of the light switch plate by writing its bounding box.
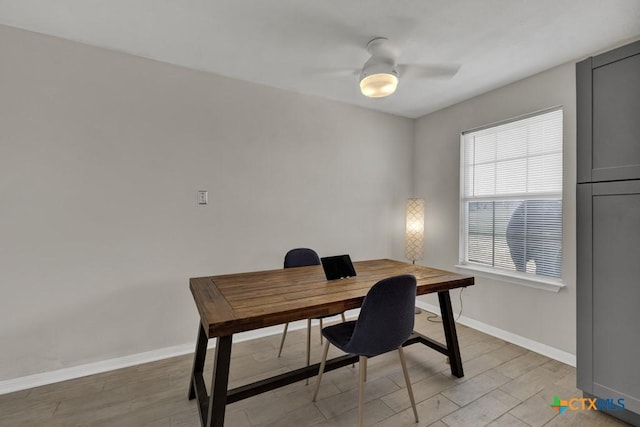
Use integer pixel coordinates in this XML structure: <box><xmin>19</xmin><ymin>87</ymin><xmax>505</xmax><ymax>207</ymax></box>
<box><xmin>197</xmin><ymin>191</ymin><xmax>208</xmax><ymax>205</ymax></box>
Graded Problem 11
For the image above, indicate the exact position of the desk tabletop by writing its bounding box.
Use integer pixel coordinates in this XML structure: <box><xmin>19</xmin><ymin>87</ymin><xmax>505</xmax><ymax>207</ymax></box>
<box><xmin>190</xmin><ymin>259</ymin><xmax>473</xmax><ymax>338</ymax></box>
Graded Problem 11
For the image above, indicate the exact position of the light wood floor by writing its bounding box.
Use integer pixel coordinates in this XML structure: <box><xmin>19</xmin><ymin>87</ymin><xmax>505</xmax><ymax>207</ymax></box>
<box><xmin>0</xmin><ymin>311</ymin><xmax>630</xmax><ymax>426</ymax></box>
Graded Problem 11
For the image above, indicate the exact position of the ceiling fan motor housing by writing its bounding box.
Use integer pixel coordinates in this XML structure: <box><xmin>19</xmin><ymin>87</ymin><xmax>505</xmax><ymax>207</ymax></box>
<box><xmin>359</xmin><ymin>56</ymin><xmax>399</xmax><ymax>81</ymax></box>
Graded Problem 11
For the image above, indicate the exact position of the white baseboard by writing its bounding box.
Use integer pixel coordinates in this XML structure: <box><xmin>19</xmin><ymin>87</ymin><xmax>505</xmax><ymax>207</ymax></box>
<box><xmin>415</xmin><ymin>301</ymin><xmax>576</xmax><ymax>367</ymax></box>
<box><xmin>0</xmin><ymin>312</ymin><xmax>358</xmax><ymax>396</ymax></box>
<box><xmin>1</xmin><ymin>305</ymin><xmax>575</xmax><ymax>395</ymax></box>
<box><xmin>0</xmin><ymin>343</ymin><xmax>195</xmax><ymax>396</ymax></box>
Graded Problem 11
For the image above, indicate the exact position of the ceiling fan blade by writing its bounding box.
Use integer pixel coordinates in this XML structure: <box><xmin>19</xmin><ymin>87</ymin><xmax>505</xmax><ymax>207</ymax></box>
<box><xmin>304</xmin><ymin>67</ymin><xmax>360</xmax><ymax>77</ymax></box>
<box><xmin>397</xmin><ymin>64</ymin><xmax>461</xmax><ymax>79</ymax></box>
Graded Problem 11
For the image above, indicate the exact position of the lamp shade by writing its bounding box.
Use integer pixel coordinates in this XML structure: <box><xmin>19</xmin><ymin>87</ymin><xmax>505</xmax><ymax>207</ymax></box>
<box><xmin>405</xmin><ymin>198</ymin><xmax>425</xmax><ymax>262</ymax></box>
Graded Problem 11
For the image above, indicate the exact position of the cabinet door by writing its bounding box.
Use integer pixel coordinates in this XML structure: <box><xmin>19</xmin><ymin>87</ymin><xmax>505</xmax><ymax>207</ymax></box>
<box><xmin>578</xmin><ymin>180</ymin><xmax>640</xmax><ymax>415</ymax></box>
<box><xmin>577</xmin><ymin>40</ymin><xmax>640</xmax><ymax>183</ymax></box>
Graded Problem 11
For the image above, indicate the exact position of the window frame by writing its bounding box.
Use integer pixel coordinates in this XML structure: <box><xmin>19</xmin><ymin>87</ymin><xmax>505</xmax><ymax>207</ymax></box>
<box><xmin>456</xmin><ymin>107</ymin><xmax>565</xmax><ymax>292</ymax></box>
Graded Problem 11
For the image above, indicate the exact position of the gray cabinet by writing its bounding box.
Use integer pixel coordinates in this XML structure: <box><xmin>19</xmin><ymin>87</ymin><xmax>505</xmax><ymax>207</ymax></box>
<box><xmin>577</xmin><ymin>40</ymin><xmax>640</xmax><ymax>423</ymax></box>
<box><xmin>577</xmin><ymin>181</ymin><xmax>640</xmax><ymax>415</ymax></box>
<box><xmin>577</xmin><ymin>40</ymin><xmax>640</xmax><ymax>184</ymax></box>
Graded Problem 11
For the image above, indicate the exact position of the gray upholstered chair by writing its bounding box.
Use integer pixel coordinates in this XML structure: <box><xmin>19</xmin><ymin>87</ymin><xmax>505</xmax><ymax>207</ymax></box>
<box><xmin>312</xmin><ymin>274</ymin><xmax>419</xmax><ymax>426</ymax></box>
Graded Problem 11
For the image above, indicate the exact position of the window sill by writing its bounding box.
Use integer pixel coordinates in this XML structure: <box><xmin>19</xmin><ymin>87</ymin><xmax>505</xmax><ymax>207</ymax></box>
<box><xmin>454</xmin><ymin>263</ymin><xmax>565</xmax><ymax>293</ymax></box>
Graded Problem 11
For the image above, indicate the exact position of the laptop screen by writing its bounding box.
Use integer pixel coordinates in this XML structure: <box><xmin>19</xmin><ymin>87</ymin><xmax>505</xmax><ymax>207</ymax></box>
<box><xmin>321</xmin><ymin>254</ymin><xmax>357</xmax><ymax>280</ymax></box>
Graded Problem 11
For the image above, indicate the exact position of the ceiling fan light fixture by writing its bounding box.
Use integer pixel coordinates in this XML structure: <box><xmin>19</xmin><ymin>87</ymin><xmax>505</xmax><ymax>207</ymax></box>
<box><xmin>359</xmin><ymin>72</ymin><xmax>398</xmax><ymax>98</ymax></box>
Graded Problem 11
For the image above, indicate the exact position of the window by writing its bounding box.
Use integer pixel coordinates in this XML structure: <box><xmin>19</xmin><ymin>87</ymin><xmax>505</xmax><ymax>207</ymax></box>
<box><xmin>460</xmin><ymin>108</ymin><xmax>563</xmax><ymax>282</ymax></box>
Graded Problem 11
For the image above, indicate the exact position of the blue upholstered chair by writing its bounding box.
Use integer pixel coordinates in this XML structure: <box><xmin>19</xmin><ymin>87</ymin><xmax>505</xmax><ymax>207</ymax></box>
<box><xmin>312</xmin><ymin>274</ymin><xmax>419</xmax><ymax>426</ymax></box>
<box><xmin>278</xmin><ymin>248</ymin><xmax>347</xmax><ymax>381</ymax></box>
<box><xmin>283</xmin><ymin>248</ymin><xmax>321</xmax><ymax>270</ymax></box>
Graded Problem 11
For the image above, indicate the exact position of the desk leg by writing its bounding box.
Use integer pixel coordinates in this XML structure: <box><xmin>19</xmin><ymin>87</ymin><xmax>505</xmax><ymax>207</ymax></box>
<box><xmin>189</xmin><ymin>323</ymin><xmax>209</xmax><ymax>400</ymax></box>
<box><xmin>206</xmin><ymin>335</ymin><xmax>232</xmax><ymax>427</ymax></box>
<box><xmin>438</xmin><ymin>291</ymin><xmax>464</xmax><ymax>378</ymax></box>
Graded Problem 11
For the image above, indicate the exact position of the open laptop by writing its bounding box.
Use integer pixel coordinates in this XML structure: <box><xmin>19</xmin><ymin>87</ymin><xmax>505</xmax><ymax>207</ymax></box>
<box><xmin>320</xmin><ymin>254</ymin><xmax>357</xmax><ymax>280</ymax></box>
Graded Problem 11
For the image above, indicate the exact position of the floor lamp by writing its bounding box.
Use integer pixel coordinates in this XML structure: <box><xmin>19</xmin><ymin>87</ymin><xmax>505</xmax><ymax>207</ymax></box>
<box><xmin>405</xmin><ymin>198</ymin><xmax>425</xmax><ymax>314</ymax></box>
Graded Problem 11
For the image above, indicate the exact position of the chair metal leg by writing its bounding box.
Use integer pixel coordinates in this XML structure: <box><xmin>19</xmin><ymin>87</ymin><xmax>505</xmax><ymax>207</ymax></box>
<box><xmin>319</xmin><ymin>318</ymin><xmax>323</xmax><ymax>344</ymax></box>
<box><xmin>358</xmin><ymin>356</ymin><xmax>367</xmax><ymax>427</ymax></box>
<box><xmin>312</xmin><ymin>340</ymin><xmax>331</xmax><ymax>401</ymax></box>
<box><xmin>345</xmin><ymin>310</ymin><xmax>352</xmax><ymax>368</ymax></box>
<box><xmin>306</xmin><ymin>319</ymin><xmax>312</xmax><ymax>385</ymax></box>
<box><xmin>277</xmin><ymin>322</ymin><xmax>289</xmax><ymax>357</ymax></box>
<box><xmin>363</xmin><ymin>356</ymin><xmax>367</xmax><ymax>382</ymax></box>
<box><xmin>398</xmin><ymin>346</ymin><xmax>419</xmax><ymax>423</ymax></box>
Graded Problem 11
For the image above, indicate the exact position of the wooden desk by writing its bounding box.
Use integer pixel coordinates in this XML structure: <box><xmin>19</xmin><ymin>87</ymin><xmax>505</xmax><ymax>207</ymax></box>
<box><xmin>188</xmin><ymin>259</ymin><xmax>474</xmax><ymax>427</ymax></box>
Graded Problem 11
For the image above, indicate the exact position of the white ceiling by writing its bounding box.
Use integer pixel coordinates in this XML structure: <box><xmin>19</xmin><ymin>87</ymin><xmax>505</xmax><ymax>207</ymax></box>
<box><xmin>1</xmin><ymin>0</ymin><xmax>639</xmax><ymax>118</ymax></box>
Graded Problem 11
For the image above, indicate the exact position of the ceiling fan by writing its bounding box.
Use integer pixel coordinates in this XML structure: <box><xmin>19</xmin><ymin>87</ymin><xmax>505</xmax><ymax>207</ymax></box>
<box><xmin>358</xmin><ymin>37</ymin><xmax>460</xmax><ymax>98</ymax></box>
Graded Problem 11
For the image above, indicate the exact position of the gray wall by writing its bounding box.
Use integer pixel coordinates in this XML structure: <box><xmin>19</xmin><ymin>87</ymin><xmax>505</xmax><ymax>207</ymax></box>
<box><xmin>414</xmin><ymin>62</ymin><xmax>577</xmax><ymax>354</ymax></box>
<box><xmin>0</xmin><ymin>25</ymin><xmax>414</xmax><ymax>381</ymax></box>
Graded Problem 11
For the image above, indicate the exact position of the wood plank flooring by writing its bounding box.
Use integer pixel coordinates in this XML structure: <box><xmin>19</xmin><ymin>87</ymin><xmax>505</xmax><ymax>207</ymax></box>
<box><xmin>0</xmin><ymin>311</ymin><xmax>630</xmax><ymax>426</ymax></box>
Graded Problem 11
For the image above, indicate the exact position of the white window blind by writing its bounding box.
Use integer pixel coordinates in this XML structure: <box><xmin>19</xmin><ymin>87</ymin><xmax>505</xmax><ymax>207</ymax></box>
<box><xmin>460</xmin><ymin>108</ymin><xmax>563</xmax><ymax>279</ymax></box>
